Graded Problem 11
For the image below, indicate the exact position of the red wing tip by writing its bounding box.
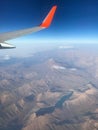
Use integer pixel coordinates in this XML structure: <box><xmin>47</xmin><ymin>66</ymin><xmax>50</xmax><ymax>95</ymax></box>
<box><xmin>53</xmin><ymin>5</ymin><xmax>57</xmax><ymax>8</ymax></box>
<box><xmin>40</xmin><ymin>5</ymin><xmax>57</xmax><ymax>28</ymax></box>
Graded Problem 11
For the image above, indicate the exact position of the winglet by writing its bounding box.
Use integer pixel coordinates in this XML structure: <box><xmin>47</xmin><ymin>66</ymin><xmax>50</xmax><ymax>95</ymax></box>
<box><xmin>40</xmin><ymin>5</ymin><xmax>57</xmax><ymax>28</ymax></box>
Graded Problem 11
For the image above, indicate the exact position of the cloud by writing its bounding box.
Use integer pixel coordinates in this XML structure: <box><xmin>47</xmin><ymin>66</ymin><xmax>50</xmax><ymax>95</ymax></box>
<box><xmin>59</xmin><ymin>45</ymin><xmax>74</xmax><ymax>49</ymax></box>
<box><xmin>4</xmin><ymin>55</ymin><xmax>11</xmax><ymax>60</ymax></box>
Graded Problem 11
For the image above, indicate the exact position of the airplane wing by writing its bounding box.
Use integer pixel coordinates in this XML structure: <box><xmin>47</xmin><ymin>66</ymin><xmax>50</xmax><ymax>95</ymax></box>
<box><xmin>0</xmin><ymin>5</ymin><xmax>57</xmax><ymax>49</ymax></box>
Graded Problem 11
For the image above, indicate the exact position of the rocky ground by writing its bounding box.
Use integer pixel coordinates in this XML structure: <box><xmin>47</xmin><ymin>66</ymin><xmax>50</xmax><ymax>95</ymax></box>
<box><xmin>0</xmin><ymin>44</ymin><xmax>98</xmax><ymax>130</ymax></box>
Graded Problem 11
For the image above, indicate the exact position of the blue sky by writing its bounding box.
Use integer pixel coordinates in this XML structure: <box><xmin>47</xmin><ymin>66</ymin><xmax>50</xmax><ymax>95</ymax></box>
<box><xmin>0</xmin><ymin>0</ymin><xmax>98</xmax><ymax>57</ymax></box>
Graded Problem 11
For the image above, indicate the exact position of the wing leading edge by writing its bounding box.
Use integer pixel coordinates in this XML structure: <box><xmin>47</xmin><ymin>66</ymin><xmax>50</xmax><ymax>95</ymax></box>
<box><xmin>0</xmin><ymin>5</ymin><xmax>57</xmax><ymax>49</ymax></box>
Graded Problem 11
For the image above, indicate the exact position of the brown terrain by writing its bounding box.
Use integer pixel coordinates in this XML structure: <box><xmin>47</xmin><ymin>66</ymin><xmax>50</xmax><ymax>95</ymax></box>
<box><xmin>0</xmin><ymin>44</ymin><xmax>98</xmax><ymax>130</ymax></box>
